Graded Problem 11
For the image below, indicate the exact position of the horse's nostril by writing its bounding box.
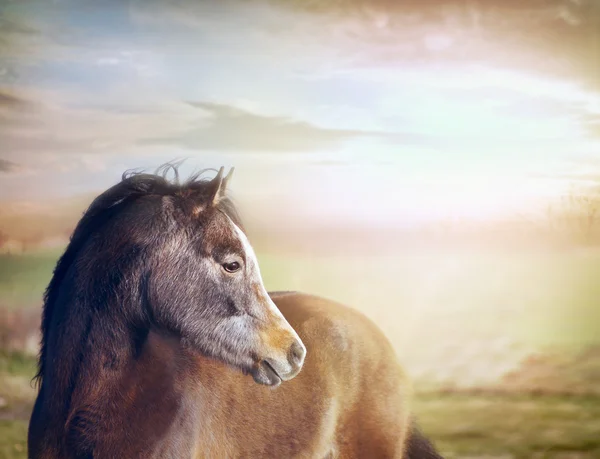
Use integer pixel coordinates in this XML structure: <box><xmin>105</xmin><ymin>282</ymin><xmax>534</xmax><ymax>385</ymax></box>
<box><xmin>289</xmin><ymin>341</ymin><xmax>306</xmax><ymax>367</ymax></box>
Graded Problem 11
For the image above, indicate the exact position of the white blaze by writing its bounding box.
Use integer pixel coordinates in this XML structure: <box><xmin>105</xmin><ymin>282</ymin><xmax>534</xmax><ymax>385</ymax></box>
<box><xmin>226</xmin><ymin>216</ymin><xmax>306</xmax><ymax>352</ymax></box>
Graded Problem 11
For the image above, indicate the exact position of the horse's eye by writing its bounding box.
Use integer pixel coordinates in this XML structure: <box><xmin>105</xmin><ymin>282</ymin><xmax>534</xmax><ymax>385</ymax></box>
<box><xmin>222</xmin><ymin>261</ymin><xmax>241</xmax><ymax>273</ymax></box>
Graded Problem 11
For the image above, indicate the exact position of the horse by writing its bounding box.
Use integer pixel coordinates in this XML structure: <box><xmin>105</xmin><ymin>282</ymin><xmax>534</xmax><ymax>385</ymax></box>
<box><xmin>28</xmin><ymin>165</ymin><xmax>443</xmax><ymax>458</ymax></box>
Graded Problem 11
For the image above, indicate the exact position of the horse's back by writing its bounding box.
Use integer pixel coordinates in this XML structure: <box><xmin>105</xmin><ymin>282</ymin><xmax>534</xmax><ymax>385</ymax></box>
<box><xmin>195</xmin><ymin>291</ymin><xmax>411</xmax><ymax>458</ymax></box>
<box><xmin>274</xmin><ymin>292</ymin><xmax>411</xmax><ymax>457</ymax></box>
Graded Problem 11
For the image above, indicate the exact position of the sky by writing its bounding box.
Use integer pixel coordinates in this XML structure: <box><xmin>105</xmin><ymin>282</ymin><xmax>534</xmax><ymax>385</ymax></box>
<box><xmin>0</xmin><ymin>0</ymin><xmax>599</xmax><ymax>228</ymax></box>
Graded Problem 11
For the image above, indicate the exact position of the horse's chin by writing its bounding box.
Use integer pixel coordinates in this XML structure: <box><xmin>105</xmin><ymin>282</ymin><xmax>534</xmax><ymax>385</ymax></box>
<box><xmin>250</xmin><ymin>360</ymin><xmax>282</xmax><ymax>387</ymax></box>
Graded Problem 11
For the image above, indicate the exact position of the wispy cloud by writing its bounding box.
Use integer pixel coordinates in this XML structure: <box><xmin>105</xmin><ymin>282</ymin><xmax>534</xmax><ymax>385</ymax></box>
<box><xmin>0</xmin><ymin>8</ymin><xmax>54</xmax><ymax>84</ymax></box>
<box><xmin>0</xmin><ymin>15</ymin><xmax>38</xmax><ymax>40</ymax></box>
<box><xmin>586</xmin><ymin>121</ymin><xmax>600</xmax><ymax>138</ymax></box>
<box><xmin>580</xmin><ymin>112</ymin><xmax>600</xmax><ymax>138</ymax></box>
<box><xmin>0</xmin><ymin>87</ymin><xmax>201</xmax><ymax>170</ymax></box>
<box><xmin>143</xmin><ymin>101</ymin><xmax>383</xmax><ymax>152</ymax></box>
<box><xmin>0</xmin><ymin>90</ymin><xmax>31</xmax><ymax>108</ymax></box>
<box><xmin>0</xmin><ymin>158</ymin><xmax>24</xmax><ymax>174</ymax></box>
<box><xmin>129</xmin><ymin>0</ymin><xmax>599</xmax><ymax>88</ymax></box>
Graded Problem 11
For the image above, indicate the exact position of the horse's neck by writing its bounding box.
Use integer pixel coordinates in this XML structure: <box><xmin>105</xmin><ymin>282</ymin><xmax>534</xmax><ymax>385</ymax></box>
<box><xmin>43</xmin><ymin>309</ymin><xmax>133</xmax><ymax>412</ymax></box>
<box><xmin>64</xmin><ymin>323</ymin><xmax>182</xmax><ymax>407</ymax></box>
<box><xmin>43</xmin><ymin>322</ymin><xmax>201</xmax><ymax>457</ymax></box>
<box><xmin>88</xmin><ymin>330</ymin><xmax>203</xmax><ymax>456</ymax></box>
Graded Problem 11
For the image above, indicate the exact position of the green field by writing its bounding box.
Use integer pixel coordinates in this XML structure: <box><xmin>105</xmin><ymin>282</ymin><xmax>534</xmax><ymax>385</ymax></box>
<box><xmin>414</xmin><ymin>393</ymin><xmax>600</xmax><ymax>458</ymax></box>
<box><xmin>1</xmin><ymin>247</ymin><xmax>600</xmax><ymax>458</ymax></box>
<box><xmin>0</xmin><ymin>251</ymin><xmax>61</xmax><ymax>309</ymax></box>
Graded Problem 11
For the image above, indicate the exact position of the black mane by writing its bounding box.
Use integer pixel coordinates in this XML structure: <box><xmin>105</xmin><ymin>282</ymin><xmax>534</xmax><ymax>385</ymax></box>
<box><xmin>34</xmin><ymin>164</ymin><xmax>242</xmax><ymax>385</ymax></box>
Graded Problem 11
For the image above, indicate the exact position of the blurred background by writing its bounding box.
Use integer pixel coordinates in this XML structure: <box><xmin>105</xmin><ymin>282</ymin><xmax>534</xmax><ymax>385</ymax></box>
<box><xmin>1</xmin><ymin>0</ymin><xmax>599</xmax><ymax>457</ymax></box>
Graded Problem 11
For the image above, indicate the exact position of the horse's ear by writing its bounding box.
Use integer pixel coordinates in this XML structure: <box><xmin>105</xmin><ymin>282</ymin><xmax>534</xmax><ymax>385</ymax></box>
<box><xmin>209</xmin><ymin>166</ymin><xmax>234</xmax><ymax>207</ymax></box>
<box><xmin>207</xmin><ymin>167</ymin><xmax>225</xmax><ymax>206</ymax></box>
<box><xmin>222</xmin><ymin>167</ymin><xmax>234</xmax><ymax>194</ymax></box>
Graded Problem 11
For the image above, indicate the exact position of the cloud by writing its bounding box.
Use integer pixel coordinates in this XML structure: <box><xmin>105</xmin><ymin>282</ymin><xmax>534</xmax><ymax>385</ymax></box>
<box><xmin>0</xmin><ymin>159</ymin><xmax>24</xmax><ymax>174</ymax></box>
<box><xmin>254</xmin><ymin>0</ymin><xmax>599</xmax><ymax>92</ymax></box>
<box><xmin>0</xmin><ymin>16</ymin><xmax>38</xmax><ymax>39</ymax></box>
<box><xmin>308</xmin><ymin>159</ymin><xmax>352</xmax><ymax>166</ymax></box>
<box><xmin>96</xmin><ymin>57</ymin><xmax>121</xmax><ymax>66</ymax></box>
<box><xmin>0</xmin><ymin>14</ymin><xmax>39</xmax><ymax>40</ymax></box>
<box><xmin>0</xmin><ymin>86</ymin><xmax>203</xmax><ymax>167</ymax></box>
<box><xmin>586</xmin><ymin>121</ymin><xmax>600</xmax><ymax>138</ymax></box>
<box><xmin>0</xmin><ymin>10</ymin><xmax>66</xmax><ymax>85</ymax></box>
<box><xmin>580</xmin><ymin>113</ymin><xmax>600</xmax><ymax>138</ymax></box>
<box><xmin>0</xmin><ymin>89</ymin><xmax>39</xmax><ymax>130</ymax></box>
<box><xmin>143</xmin><ymin>101</ymin><xmax>382</xmax><ymax>152</ymax></box>
<box><xmin>0</xmin><ymin>90</ymin><xmax>31</xmax><ymax>108</ymax></box>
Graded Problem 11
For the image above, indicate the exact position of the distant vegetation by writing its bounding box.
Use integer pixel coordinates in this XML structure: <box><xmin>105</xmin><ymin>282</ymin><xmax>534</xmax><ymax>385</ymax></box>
<box><xmin>545</xmin><ymin>192</ymin><xmax>600</xmax><ymax>245</ymax></box>
<box><xmin>0</xmin><ymin>194</ymin><xmax>94</xmax><ymax>254</ymax></box>
<box><xmin>3</xmin><ymin>189</ymin><xmax>600</xmax><ymax>254</ymax></box>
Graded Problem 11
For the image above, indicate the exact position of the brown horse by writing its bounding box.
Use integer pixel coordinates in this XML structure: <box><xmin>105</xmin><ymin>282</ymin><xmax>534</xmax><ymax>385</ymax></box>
<box><xmin>28</xmin><ymin>165</ymin><xmax>443</xmax><ymax>458</ymax></box>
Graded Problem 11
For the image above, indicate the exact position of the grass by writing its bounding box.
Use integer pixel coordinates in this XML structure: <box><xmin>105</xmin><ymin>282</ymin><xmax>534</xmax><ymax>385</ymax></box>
<box><xmin>0</xmin><ymin>352</ymin><xmax>37</xmax><ymax>459</ymax></box>
<box><xmin>0</xmin><ymin>421</ymin><xmax>28</xmax><ymax>459</ymax></box>
<box><xmin>413</xmin><ymin>393</ymin><xmax>600</xmax><ymax>459</ymax></box>
<box><xmin>0</xmin><ymin>351</ymin><xmax>37</xmax><ymax>378</ymax></box>
<box><xmin>0</xmin><ymin>251</ymin><xmax>61</xmax><ymax>309</ymax></box>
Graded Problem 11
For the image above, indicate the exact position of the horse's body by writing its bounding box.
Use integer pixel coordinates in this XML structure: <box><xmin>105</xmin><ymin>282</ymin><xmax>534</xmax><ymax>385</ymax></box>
<box><xmin>28</xmin><ymin>166</ymin><xmax>442</xmax><ymax>458</ymax></box>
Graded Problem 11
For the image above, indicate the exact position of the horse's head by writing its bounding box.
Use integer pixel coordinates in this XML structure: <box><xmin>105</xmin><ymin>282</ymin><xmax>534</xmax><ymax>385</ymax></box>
<box><xmin>119</xmin><ymin>167</ymin><xmax>304</xmax><ymax>387</ymax></box>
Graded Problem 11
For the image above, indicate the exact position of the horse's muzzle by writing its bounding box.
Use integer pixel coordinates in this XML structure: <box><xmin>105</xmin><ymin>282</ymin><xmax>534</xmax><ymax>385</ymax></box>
<box><xmin>252</xmin><ymin>339</ymin><xmax>306</xmax><ymax>387</ymax></box>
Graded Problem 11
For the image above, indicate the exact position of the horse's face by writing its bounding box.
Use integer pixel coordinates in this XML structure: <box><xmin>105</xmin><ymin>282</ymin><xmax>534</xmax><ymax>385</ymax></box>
<box><xmin>148</xmin><ymin>194</ymin><xmax>306</xmax><ymax>387</ymax></box>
